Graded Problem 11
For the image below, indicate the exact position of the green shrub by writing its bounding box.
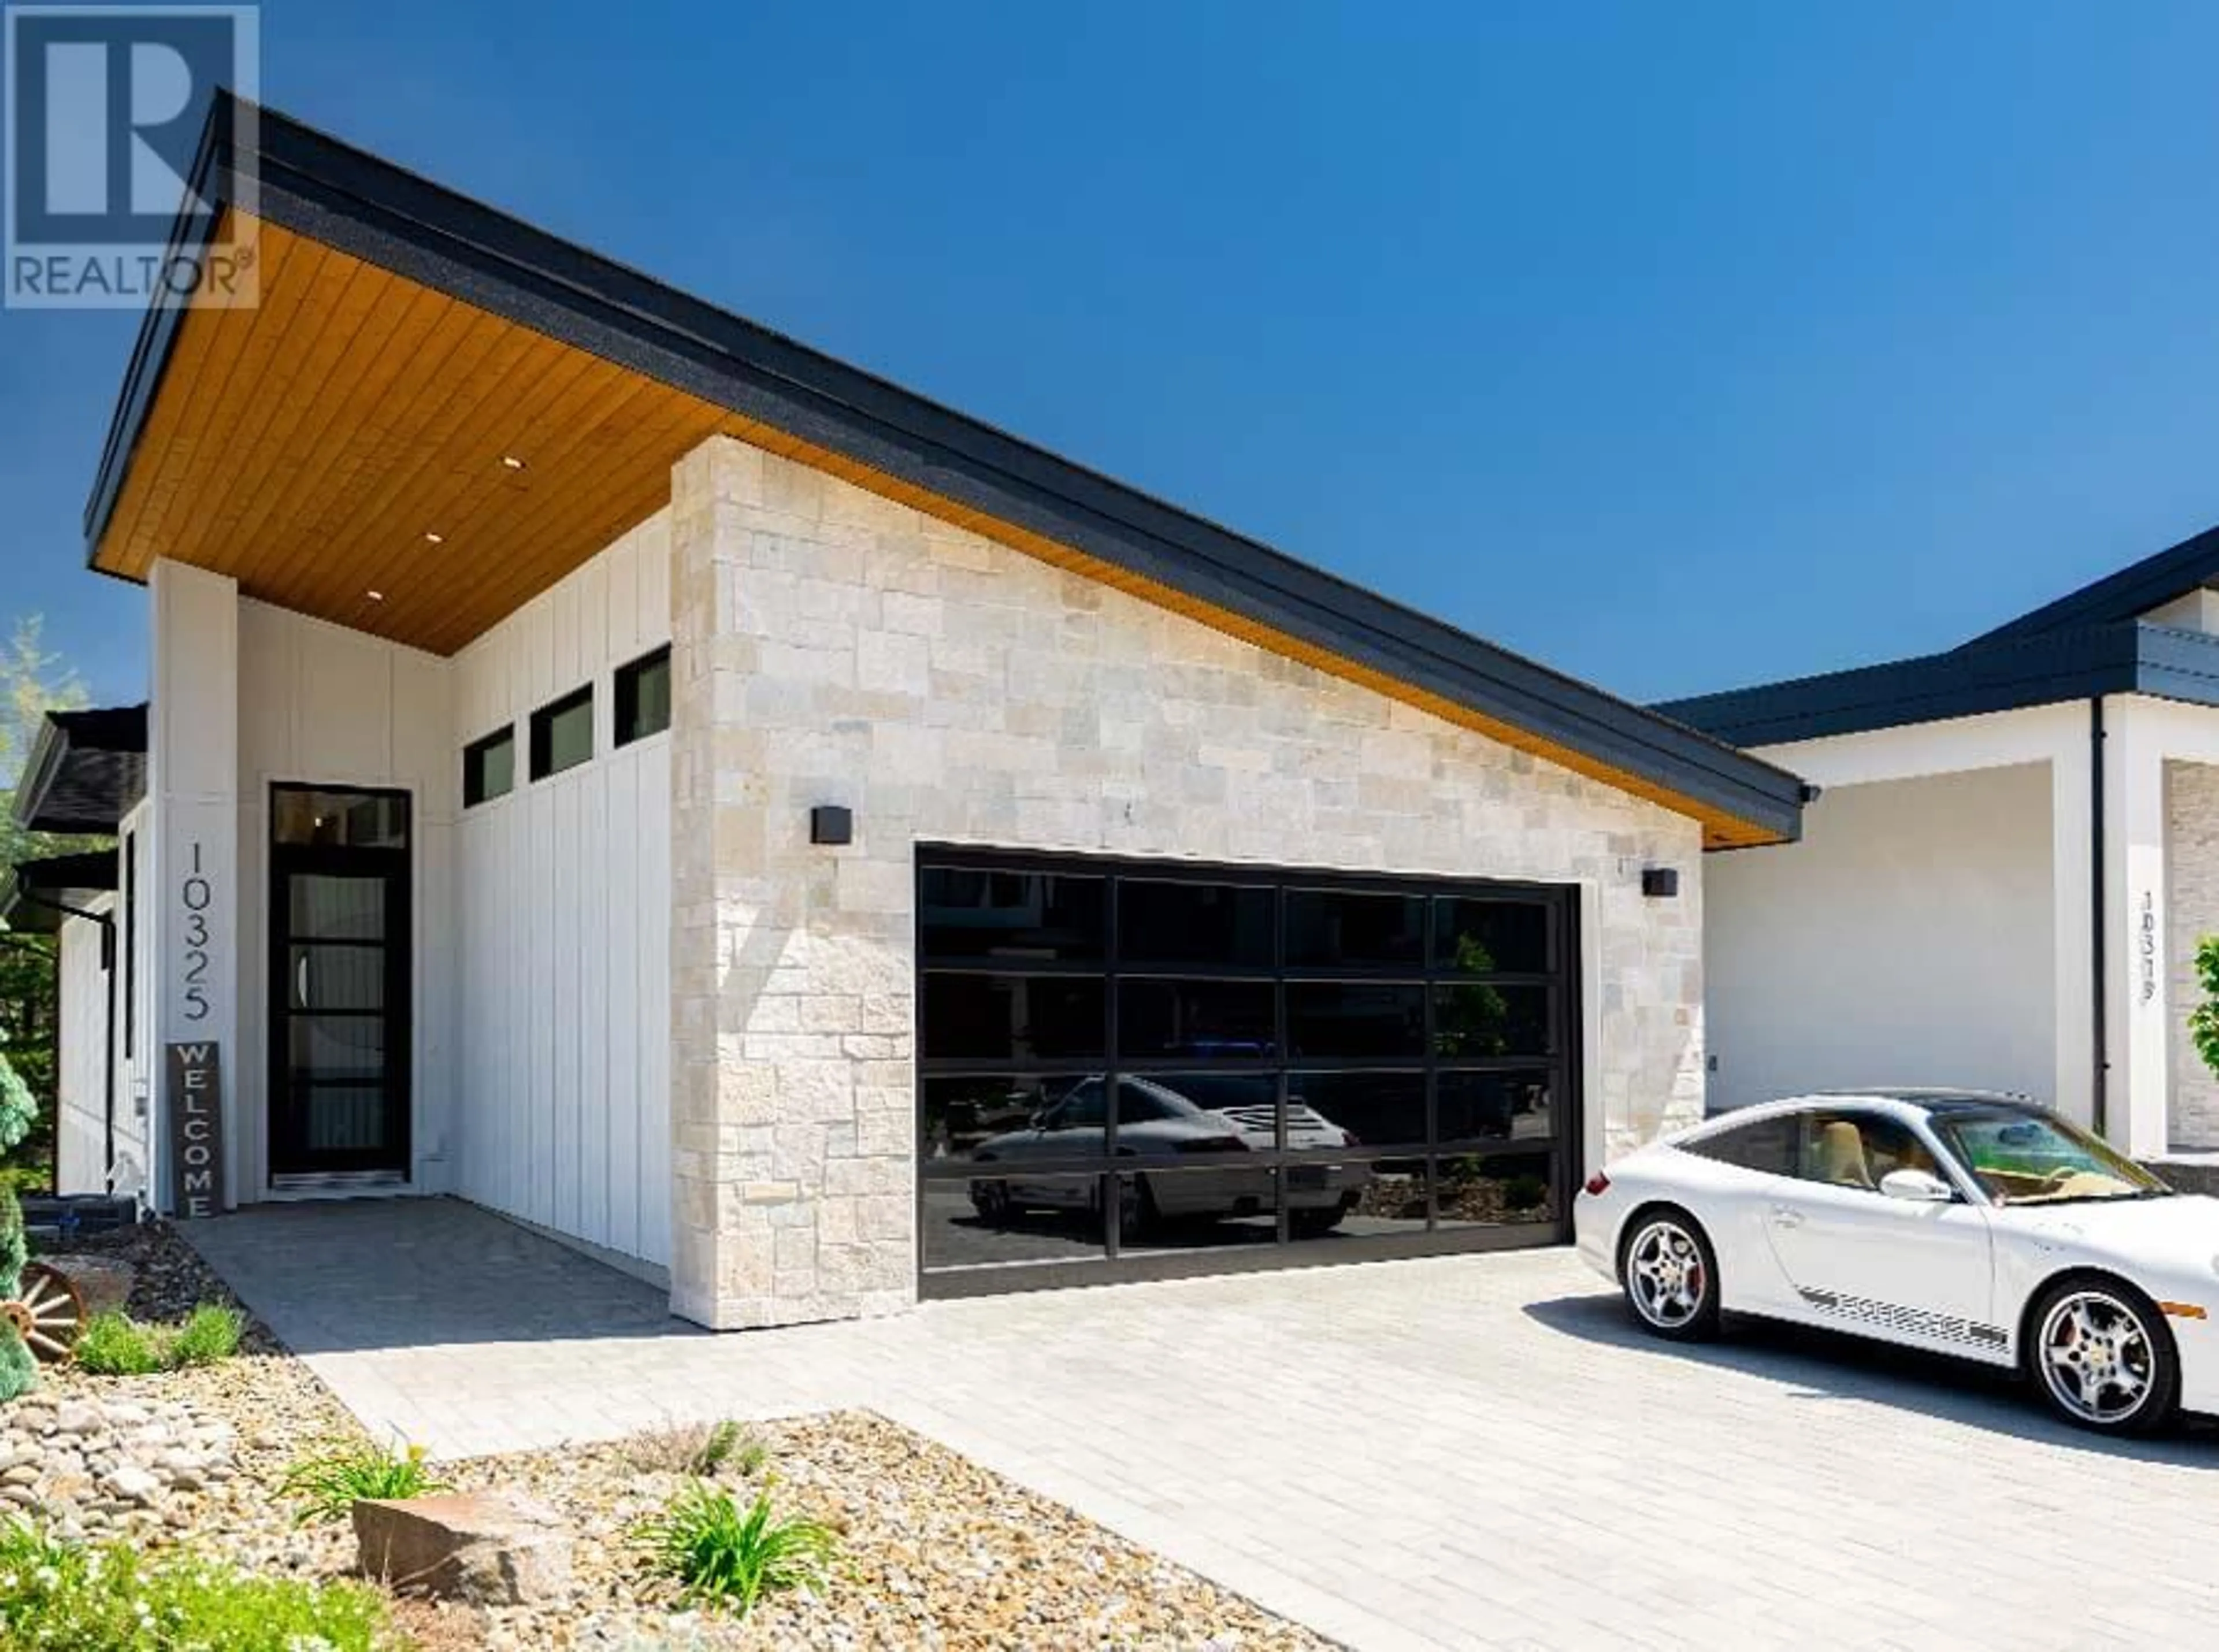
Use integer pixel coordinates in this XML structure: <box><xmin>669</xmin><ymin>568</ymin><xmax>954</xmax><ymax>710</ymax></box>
<box><xmin>0</xmin><ymin>1186</ymin><xmax>25</xmax><ymax>1301</ymax></box>
<box><xmin>280</xmin><ymin>1438</ymin><xmax>445</xmax><ymax>1525</ymax></box>
<box><xmin>625</xmin><ymin>1417</ymin><xmax>767</xmax><ymax>1478</ymax></box>
<box><xmin>0</xmin><ymin>1517</ymin><xmax>391</xmax><ymax>1650</ymax></box>
<box><xmin>73</xmin><ymin>1313</ymin><xmax>164</xmax><ymax>1376</ymax></box>
<box><xmin>71</xmin><ymin>1303</ymin><xmax>245</xmax><ymax>1376</ymax></box>
<box><xmin>0</xmin><ymin>1321</ymin><xmax>32</xmax><ymax>1405</ymax></box>
<box><xmin>169</xmin><ymin>1302</ymin><xmax>243</xmax><ymax>1368</ymax></box>
<box><xmin>636</xmin><ymin>1480</ymin><xmax>837</xmax><ymax>1616</ymax></box>
<box><xmin>70</xmin><ymin>1312</ymin><xmax>164</xmax><ymax>1378</ymax></box>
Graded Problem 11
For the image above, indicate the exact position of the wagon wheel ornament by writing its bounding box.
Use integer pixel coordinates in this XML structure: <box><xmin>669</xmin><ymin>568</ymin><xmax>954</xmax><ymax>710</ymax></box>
<box><xmin>2</xmin><ymin>1262</ymin><xmax>86</xmax><ymax>1363</ymax></box>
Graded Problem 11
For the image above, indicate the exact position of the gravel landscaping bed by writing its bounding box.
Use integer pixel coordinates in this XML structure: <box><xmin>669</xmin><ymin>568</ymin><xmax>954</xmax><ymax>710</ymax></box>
<box><xmin>15</xmin><ymin>1221</ymin><xmax>1338</xmax><ymax>1651</ymax></box>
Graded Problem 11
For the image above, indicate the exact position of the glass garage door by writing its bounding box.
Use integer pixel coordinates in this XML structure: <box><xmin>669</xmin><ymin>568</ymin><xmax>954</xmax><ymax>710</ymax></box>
<box><xmin>917</xmin><ymin>848</ymin><xmax>1578</xmax><ymax>1295</ymax></box>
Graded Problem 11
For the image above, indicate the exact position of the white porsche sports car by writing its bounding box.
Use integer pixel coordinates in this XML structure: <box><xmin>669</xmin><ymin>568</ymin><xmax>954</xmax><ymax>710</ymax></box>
<box><xmin>1575</xmin><ymin>1089</ymin><xmax>2217</xmax><ymax>1434</ymax></box>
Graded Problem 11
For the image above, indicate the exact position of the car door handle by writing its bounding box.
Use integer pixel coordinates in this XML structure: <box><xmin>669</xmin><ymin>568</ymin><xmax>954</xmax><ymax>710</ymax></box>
<box><xmin>1770</xmin><ymin>1205</ymin><xmax>1804</xmax><ymax>1229</ymax></box>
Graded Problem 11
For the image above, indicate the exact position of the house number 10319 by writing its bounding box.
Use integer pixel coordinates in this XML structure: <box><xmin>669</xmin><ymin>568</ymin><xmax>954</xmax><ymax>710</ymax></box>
<box><xmin>180</xmin><ymin>841</ymin><xmax>213</xmax><ymax>1022</ymax></box>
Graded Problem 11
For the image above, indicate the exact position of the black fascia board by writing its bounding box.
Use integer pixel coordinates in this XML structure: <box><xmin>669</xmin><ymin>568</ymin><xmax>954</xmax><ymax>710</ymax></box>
<box><xmin>1657</xmin><ymin>621</ymin><xmax>2219</xmax><ymax>748</ymax></box>
<box><xmin>3</xmin><ymin>849</ymin><xmax>120</xmax><ymax>935</ymax></box>
<box><xmin>80</xmin><ymin>94</ymin><xmax>1806</xmax><ymax>842</ymax></box>
<box><xmin>1969</xmin><ymin>521</ymin><xmax>2219</xmax><ymax>648</ymax></box>
<box><xmin>1655</xmin><ymin>624</ymin><xmax>2147</xmax><ymax>747</ymax></box>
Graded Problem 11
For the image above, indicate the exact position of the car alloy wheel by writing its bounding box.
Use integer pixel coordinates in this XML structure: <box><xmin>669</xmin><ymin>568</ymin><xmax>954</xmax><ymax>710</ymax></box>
<box><xmin>1624</xmin><ymin>1215</ymin><xmax>1712</xmax><ymax>1335</ymax></box>
<box><xmin>2036</xmin><ymin>1287</ymin><xmax>2166</xmax><ymax>1430</ymax></box>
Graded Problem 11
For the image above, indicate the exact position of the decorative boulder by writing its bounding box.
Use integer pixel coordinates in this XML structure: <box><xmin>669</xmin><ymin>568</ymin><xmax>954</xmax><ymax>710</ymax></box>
<box><xmin>40</xmin><ymin>1257</ymin><xmax>133</xmax><ymax>1320</ymax></box>
<box><xmin>352</xmin><ymin>1491</ymin><xmax>573</xmax><ymax>1605</ymax></box>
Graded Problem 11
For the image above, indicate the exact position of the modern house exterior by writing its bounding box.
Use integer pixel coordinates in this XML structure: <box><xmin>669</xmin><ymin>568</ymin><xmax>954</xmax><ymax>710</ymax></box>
<box><xmin>1661</xmin><ymin>526</ymin><xmax>2219</xmax><ymax>1163</ymax></box>
<box><xmin>7</xmin><ymin>95</ymin><xmax>1806</xmax><ymax>1330</ymax></box>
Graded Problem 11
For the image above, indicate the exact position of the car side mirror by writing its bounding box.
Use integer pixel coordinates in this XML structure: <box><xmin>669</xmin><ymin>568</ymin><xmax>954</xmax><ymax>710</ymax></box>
<box><xmin>1879</xmin><ymin>1168</ymin><xmax>1954</xmax><ymax>1204</ymax></box>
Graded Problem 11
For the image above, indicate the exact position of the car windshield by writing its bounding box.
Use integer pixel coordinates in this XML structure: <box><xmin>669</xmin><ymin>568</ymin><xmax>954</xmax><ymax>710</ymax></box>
<box><xmin>1932</xmin><ymin>1108</ymin><xmax>2171</xmax><ymax>1205</ymax></box>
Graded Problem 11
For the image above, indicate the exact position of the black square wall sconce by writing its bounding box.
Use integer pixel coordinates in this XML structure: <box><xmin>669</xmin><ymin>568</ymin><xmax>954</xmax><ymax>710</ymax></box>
<box><xmin>1641</xmin><ymin>867</ymin><xmax>1679</xmax><ymax>899</ymax></box>
<box><xmin>810</xmin><ymin>805</ymin><xmax>854</xmax><ymax>846</ymax></box>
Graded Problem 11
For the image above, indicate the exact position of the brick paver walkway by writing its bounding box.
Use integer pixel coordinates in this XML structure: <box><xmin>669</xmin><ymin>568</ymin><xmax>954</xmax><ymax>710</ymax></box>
<box><xmin>189</xmin><ymin>1198</ymin><xmax>2219</xmax><ymax>1651</ymax></box>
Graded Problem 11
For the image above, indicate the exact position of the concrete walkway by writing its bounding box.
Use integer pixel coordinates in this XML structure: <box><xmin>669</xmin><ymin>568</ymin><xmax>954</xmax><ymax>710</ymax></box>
<box><xmin>188</xmin><ymin>1198</ymin><xmax>2219</xmax><ymax>1652</ymax></box>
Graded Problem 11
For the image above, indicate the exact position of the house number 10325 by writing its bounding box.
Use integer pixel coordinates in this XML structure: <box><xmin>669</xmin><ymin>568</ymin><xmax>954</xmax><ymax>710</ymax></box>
<box><xmin>180</xmin><ymin>841</ymin><xmax>213</xmax><ymax>1023</ymax></box>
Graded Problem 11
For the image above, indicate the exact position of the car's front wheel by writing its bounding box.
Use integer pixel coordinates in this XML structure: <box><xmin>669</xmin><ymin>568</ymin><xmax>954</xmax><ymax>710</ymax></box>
<box><xmin>1619</xmin><ymin>1208</ymin><xmax>1721</xmax><ymax>1342</ymax></box>
<box><xmin>2028</xmin><ymin>1277</ymin><xmax>2180</xmax><ymax>1435</ymax></box>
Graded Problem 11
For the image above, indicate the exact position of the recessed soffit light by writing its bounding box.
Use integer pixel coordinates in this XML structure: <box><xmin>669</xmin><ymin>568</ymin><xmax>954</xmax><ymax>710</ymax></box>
<box><xmin>424</xmin><ymin>532</ymin><xmax>444</xmax><ymax>545</ymax></box>
<box><xmin>500</xmin><ymin>455</ymin><xmax>526</xmax><ymax>470</ymax></box>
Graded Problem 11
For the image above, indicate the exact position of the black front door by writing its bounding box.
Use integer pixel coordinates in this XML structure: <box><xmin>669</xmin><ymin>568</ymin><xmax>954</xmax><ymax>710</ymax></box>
<box><xmin>268</xmin><ymin>786</ymin><xmax>411</xmax><ymax>1180</ymax></box>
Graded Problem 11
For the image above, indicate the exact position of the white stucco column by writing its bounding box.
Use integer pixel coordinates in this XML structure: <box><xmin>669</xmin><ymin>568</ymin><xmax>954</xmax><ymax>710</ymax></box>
<box><xmin>146</xmin><ymin>560</ymin><xmax>242</xmax><ymax>1213</ymax></box>
<box><xmin>2049</xmin><ymin>725</ymin><xmax>2096</xmax><ymax>1129</ymax></box>
<box><xmin>2103</xmin><ymin>696</ymin><xmax>2169</xmax><ymax>1158</ymax></box>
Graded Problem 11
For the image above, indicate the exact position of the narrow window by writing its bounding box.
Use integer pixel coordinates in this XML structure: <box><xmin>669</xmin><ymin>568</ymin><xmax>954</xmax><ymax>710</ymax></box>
<box><xmin>614</xmin><ymin>645</ymin><xmax>672</xmax><ymax>747</ymax></box>
<box><xmin>121</xmin><ymin>829</ymin><xmax>136</xmax><ymax>1057</ymax></box>
<box><xmin>463</xmin><ymin>726</ymin><xmax>516</xmax><ymax>806</ymax></box>
<box><xmin>529</xmin><ymin>685</ymin><xmax>593</xmax><ymax>781</ymax></box>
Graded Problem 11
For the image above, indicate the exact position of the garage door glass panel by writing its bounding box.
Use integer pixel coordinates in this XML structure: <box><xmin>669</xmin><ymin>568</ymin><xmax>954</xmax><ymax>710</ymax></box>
<box><xmin>1433</xmin><ymin>983</ymin><xmax>1554</xmax><ymax>1058</ymax></box>
<box><xmin>926</xmin><ymin>1175</ymin><xmax>1108</xmax><ymax>1270</ymax></box>
<box><xmin>1118</xmin><ymin>881</ymin><xmax>1274</xmax><ymax>970</ymax></box>
<box><xmin>918</xmin><ymin>870</ymin><xmax>1105</xmax><ymax>966</ymax></box>
<box><xmin>1437</xmin><ymin>1070</ymin><xmax>1556</xmax><ymax>1144</ymax></box>
<box><xmin>1435</xmin><ymin>1148</ymin><xmax>1559</xmax><ymax>1228</ymax></box>
<box><xmin>1434</xmin><ymin>899</ymin><xmax>1550</xmax><ymax>974</ymax></box>
<box><xmin>1115</xmin><ymin>1073</ymin><xmax>1277</xmax><ymax>1157</ymax></box>
<box><xmin>921</xmin><ymin>974</ymin><xmax>1106</xmax><ymax>1061</ymax></box>
<box><xmin>1286</xmin><ymin>982</ymin><xmax>1425</xmax><ymax>1058</ymax></box>
<box><xmin>917</xmin><ymin>850</ymin><xmax>1578</xmax><ymax>1289</ymax></box>
<box><xmin>1289</xmin><ymin>1070</ymin><xmax>1424</xmax><ymax>1149</ymax></box>
<box><xmin>923</xmin><ymin>1075</ymin><xmax>1100</xmax><ymax>1165</ymax></box>
<box><xmin>1291</xmin><ymin>1155</ymin><xmax>1428</xmax><ymax>1241</ymax></box>
<box><xmin>1118</xmin><ymin>978</ymin><xmax>1275</xmax><ymax>1060</ymax></box>
<box><xmin>1286</xmin><ymin>890</ymin><xmax>1425</xmax><ymax>970</ymax></box>
<box><xmin>1116</xmin><ymin>1167</ymin><xmax>1281</xmax><ymax>1252</ymax></box>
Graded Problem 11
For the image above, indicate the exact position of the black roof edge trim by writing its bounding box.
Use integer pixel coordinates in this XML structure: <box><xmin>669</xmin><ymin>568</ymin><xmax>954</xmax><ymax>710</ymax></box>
<box><xmin>1657</xmin><ymin>621</ymin><xmax>2219</xmax><ymax>747</ymax></box>
<box><xmin>81</xmin><ymin>94</ymin><xmax>1805</xmax><ymax>841</ymax></box>
<box><xmin>1968</xmin><ymin>521</ymin><xmax>2219</xmax><ymax>648</ymax></box>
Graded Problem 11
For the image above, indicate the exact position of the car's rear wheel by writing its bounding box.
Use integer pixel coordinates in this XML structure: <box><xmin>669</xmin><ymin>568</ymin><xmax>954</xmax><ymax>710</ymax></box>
<box><xmin>2028</xmin><ymin>1278</ymin><xmax>2179</xmax><ymax>1435</ymax></box>
<box><xmin>1619</xmin><ymin>1208</ymin><xmax>1721</xmax><ymax>1342</ymax></box>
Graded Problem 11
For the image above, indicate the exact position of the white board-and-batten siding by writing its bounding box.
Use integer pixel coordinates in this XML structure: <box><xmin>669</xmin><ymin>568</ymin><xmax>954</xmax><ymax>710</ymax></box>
<box><xmin>452</xmin><ymin>511</ymin><xmax>673</xmax><ymax>1268</ymax></box>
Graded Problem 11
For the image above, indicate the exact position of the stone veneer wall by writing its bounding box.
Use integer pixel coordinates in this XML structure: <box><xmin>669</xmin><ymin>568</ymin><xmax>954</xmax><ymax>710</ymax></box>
<box><xmin>667</xmin><ymin>433</ymin><xmax>1706</xmax><ymax>1330</ymax></box>
<box><xmin>2166</xmin><ymin>759</ymin><xmax>2219</xmax><ymax>1148</ymax></box>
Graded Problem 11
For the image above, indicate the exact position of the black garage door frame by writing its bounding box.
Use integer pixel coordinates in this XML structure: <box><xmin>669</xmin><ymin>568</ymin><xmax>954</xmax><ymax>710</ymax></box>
<box><xmin>915</xmin><ymin>845</ymin><xmax>1583</xmax><ymax>1299</ymax></box>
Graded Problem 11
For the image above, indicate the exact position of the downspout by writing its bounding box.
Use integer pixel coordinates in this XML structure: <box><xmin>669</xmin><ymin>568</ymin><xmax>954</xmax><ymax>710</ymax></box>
<box><xmin>2090</xmin><ymin>697</ymin><xmax>2108</xmax><ymax>1139</ymax></box>
<box><xmin>13</xmin><ymin>885</ymin><xmax>119</xmax><ymax>1195</ymax></box>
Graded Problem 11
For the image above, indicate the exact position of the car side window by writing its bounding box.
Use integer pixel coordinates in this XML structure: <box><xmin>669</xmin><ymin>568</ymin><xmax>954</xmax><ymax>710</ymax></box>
<box><xmin>1056</xmin><ymin>1082</ymin><xmax>1107</xmax><ymax>1130</ymax></box>
<box><xmin>1680</xmin><ymin>1115</ymin><xmax>1796</xmax><ymax>1177</ymax></box>
<box><xmin>1792</xmin><ymin>1110</ymin><xmax>1936</xmax><ymax>1193</ymax></box>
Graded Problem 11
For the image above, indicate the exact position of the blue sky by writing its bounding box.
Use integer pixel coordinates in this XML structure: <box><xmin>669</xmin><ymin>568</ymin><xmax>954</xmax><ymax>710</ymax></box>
<box><xmin>6</xmin><ymin>1</ymin><xmax>2219</xmax><ymax>707</ymax></box>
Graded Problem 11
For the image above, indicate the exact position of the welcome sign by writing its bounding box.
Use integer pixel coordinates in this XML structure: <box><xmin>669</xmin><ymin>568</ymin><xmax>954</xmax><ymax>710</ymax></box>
<box><xmin>165</xmin><ymin>1041</ymin><xmax>224</xmax><ymax>1217</ymax></box>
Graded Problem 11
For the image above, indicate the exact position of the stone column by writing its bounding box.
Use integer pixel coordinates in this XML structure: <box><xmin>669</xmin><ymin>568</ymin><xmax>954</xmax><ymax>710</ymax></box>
<box><xmin>665</xmin><ymin>434</ymin><xmax>916</xmax><ymax>1330</ymax></box>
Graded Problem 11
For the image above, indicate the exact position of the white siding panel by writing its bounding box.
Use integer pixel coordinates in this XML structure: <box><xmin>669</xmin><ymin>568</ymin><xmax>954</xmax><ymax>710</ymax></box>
<box><xmin>54</xmin><ymin>909</ymin><xmax>112</xmax><ymax>1195</ymax></box>
<box><xmin>451</xmin><ymin>511</ymin><xmax>673</xmax><ymax>1265</ymax></box>
<box><xmin>233</xmin><ymin>602</ymin><xmax>455</xmax><ymax>1196</ymax></box>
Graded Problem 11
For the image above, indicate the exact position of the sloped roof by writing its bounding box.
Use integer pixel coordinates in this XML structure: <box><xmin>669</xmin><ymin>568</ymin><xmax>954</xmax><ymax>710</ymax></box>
<box><xmin>78</xmin><ymin>94</ymin><xmax>1807</xmax><ymax>848</ymax></box>
<box><xmin>11</xmin><ymin>705</ymin><xmax>147</xmax><ymax>835</ymax></box>
<box><xmin>1969</xmin><ymin>521</ymin><xmax>2219</xmax><ymax>646</ymax></box>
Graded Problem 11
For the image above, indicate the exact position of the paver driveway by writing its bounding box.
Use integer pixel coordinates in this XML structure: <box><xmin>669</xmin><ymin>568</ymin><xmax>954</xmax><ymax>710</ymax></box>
<box><xmin>191</xmin><ymin>1200</ymin><xmax>2219</xmax><ymax>1651</ymax></box>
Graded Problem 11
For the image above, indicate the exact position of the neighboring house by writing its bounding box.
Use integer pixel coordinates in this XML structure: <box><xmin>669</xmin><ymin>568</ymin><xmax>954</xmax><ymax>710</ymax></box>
<box><xmin>1660</xmin><ymin>524</ymin><xmax>2219</xmax><ymax>1164</ymax></box>
<box><xmin>3</xmin><ymin>95</ymin><xmax>1804</xmax><ymax>1330</ymax></box>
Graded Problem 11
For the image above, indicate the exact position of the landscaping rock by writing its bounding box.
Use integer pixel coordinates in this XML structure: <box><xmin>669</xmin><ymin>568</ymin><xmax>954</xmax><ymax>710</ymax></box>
<box><xmin>0</xmin><ymin>1391</ymin><xmax>237</xmax><ymax>1536</ymax></box>
<box><xmin>354</xmin><ymin>1491</ymin><xmax>574</xmax><ymax>1605</ymax></box>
